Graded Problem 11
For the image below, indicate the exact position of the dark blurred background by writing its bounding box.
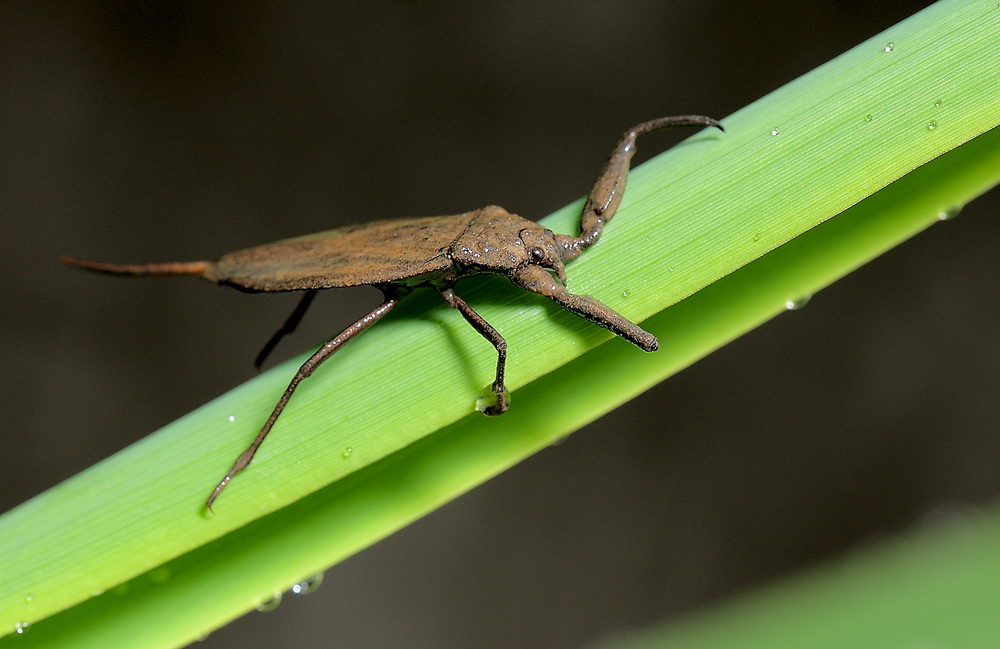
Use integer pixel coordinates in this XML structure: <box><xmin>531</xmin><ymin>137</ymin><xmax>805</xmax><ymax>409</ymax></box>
<box><xmin>3</xmin><ymin>1</ymin><xmax>1000</xmax><ymax>647</ymax></box>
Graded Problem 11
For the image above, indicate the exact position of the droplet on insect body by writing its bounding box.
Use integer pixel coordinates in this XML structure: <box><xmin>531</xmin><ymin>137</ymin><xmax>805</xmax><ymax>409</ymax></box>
<box><xmin>256</xmin><ymin>592</ymin><xmax>282</xmax><ymax>612</ymax></box>
<box><xmin>785</xmin><ymin>295</ymin><xmax>811</xmax><ymax>310</ymax></box>
<box><xmin>476</xmin><ymin>384</ymin><xmax>511</xmax><ymax>416</ymax></box>
<box><xmin>291</xmin><ymin>573</ymin><xmax>324</xmax><ymax>595</ymax></box>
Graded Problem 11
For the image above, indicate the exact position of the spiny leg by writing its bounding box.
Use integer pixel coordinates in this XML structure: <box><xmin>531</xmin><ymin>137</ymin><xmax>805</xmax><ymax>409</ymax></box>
<box><xmin>513</xmin><ymin>264</ymin><xmax>657</xmax><ymax>352</ymax></box>
<box><xmin>556</xmin><ymin>115</ymin><xmax>724</xmax><ymax>261</ymax></box>
<box><xmin>440</xmin><ymin>287</ymin><xmax>509</xmax><ymax>416</ymax></box>
<box><xmin>207</xmin><ymin>292</ymin><xmax>400</xmax><ymax>509</ymax></box>
<box><xmin>255</xmin><ymin>290</ymin><xmax>318</xmax><ymax>370</ymax></box>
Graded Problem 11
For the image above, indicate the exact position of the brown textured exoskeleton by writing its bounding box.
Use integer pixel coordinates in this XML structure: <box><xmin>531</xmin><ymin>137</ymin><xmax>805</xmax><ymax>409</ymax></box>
<box><xmin>64</xmin><ymin>115</ymin><xmax>724</xmax><ymax>508</ymax></box>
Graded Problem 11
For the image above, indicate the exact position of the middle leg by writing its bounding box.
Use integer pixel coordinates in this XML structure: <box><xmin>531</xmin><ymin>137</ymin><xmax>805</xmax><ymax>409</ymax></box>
<box><xmin>441</xmin><ymin>287</ymin><xmax>509</xmax><ymax>416</ymax></box>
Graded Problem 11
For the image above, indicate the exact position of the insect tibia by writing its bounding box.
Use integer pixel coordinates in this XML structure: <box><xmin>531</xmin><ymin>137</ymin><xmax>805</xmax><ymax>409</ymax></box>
<box><xmin>62</xmin><ymin>256</ymin><xmax>214</xmax><ymax>279</ymax></box>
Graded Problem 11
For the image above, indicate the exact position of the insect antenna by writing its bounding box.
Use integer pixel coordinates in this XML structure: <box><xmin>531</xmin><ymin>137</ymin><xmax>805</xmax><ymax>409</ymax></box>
<box><xmin>559</xmin><ymin>115</ymin><xmax>724</xmax><ymax>261</ymax></box>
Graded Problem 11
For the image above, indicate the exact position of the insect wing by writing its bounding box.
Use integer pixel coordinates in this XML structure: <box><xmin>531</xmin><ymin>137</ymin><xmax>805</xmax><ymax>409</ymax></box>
<box><xmin>212</xmin><ymin>214</ymin><xmax>474</xmax><ymax>291</ymax></box>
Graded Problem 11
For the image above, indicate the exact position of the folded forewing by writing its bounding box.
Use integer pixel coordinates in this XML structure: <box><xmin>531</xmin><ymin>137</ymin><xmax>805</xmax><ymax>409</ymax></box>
<box><xmin>211</xmin><ymin>213</ymin><xmax>476</xmax><ymax>291</ymax></box>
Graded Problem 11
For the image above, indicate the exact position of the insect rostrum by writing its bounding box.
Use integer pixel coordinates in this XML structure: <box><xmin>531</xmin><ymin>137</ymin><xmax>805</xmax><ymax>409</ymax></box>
<box><xmin>63</xmin><ymin>114</ymin><xmax>724</xmax><ymax>509</ymax></box>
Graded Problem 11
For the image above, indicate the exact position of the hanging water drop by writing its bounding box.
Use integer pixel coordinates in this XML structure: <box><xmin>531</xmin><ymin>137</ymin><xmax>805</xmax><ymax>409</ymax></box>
<box><xmin>938</xmin><ymin>206</ymin><xmax>963</xmax><ymax>221</ymax></box>
<box><xmin>291</xmin><ymin>573</ymin><xmax>324</xmax><ymax>595</ymax></box>
<box><xmin>256</xmin><ymin>592</ymin><xmax>282</xmax><ymax>612</ymax></box>
<box><xmin>785</xmin><ymin>295</ymin><xmax>812</xmax><ymax>310</ymax></box>
<box><xmin>15</xmin><ymin>622</ymin><xmax>29</xmax><ymax>635</ymax></box>
<box><xmin>149</xmin><ymin>566</ymin><xmax>171</xmax><ymax>584</ymax></box>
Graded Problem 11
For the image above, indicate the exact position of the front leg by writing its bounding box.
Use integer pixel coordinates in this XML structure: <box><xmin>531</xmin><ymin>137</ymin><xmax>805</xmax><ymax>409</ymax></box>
<box><xmin>441</xmin><ymin>288</ymin><xmax>510</xmax><ymax>416</ymax></box>
<box><xmin>513</xmin><ymin>265</ymin><xmax>657</xmax><ymax>352</ymax></box>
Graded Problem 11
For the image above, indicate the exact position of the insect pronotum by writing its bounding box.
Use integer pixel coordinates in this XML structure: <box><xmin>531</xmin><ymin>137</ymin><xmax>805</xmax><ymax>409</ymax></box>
<box><xmin>64</xmin><ymin>115</ymin><xmax>724</xmax><ymax>508</ymax></box>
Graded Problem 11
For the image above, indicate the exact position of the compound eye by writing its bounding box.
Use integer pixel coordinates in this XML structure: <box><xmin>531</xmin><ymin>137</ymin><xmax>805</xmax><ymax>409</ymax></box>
<box><xmin>529</xmin><ymin>246</ymin><xmax>545</xmax><ymax>262</ymax></box>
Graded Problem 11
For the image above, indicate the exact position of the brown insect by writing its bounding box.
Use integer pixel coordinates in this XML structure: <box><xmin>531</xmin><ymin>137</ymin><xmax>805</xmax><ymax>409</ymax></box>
<box><xmin>64</xmin><ymin>115</ymin><xmax>724</xmax><ymax>508</ymax></box>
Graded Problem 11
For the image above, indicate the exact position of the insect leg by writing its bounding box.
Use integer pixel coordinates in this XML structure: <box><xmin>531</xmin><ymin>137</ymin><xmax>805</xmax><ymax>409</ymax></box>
<box><xmin>440</xmin><ymin>287</ymin><xmax>509</xmax><ymax>416</ymax></box>
<box><xmin>556</xmin><ymin>115</ymin><xmax>724</xmax><ymax>261</ymax></box>
<box><xmin>207</xmin><ymin>292</ymin><xmax>400</xmax><ymax>509</ymax></box>
<box><xmin>254</xmin><ymin>290</ymin><xmax>318</xmax><ymax>370</ymax></box>
<box><xmin>513</xmin><ymin>264</ymin><xmax>657</xmax><ymax>352</ymax></box>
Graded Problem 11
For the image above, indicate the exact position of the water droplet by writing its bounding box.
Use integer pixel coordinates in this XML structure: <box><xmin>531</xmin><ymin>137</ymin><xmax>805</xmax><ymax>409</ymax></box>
<box><xmin>864</xmin><ymin>114</ymin><xmax>873</xmax><ymax>122</ymax></box>
<box><xmin>622</xmin><ymin>289</ymin><xmax>631</xmax><ymax>297</ymax></box>
<box><xmin>256</xmin><ymin>592</ymin><xmax>282</xmax><ymax>612</ymax></box>
<box><xmin>934</xmin><ymin>99</ymin><xmax>943</xmax><ymax>108</ymax></box>
<box><xmin>291</xmin><ymin>573</ymin><xmax>324</xmax><ymax>595</ymax></box>
<box><xmin>785</xmin><ymin>295</ymin><xmax>812</xmax><ymax>310</ymax></box>
<box><xmin>752</xmin><ymin>233</ymin><xmax>762</xmax><ymax>243</ymax></box>
<box><xmin>228</xmin><ymin>415</ymin><xmax>235</xmax><ymax>422</ymax></box>
<box><xmin>476</xmin><ymin>384</ymin><xmax>511</xmax><ymax>416</ymax></box>
<box><xmin>668</xmin><ymin>267</ymin><xmax>674</xmax><ymax>272</ymax></box>
<box><xmin>770</xmin><ymin>127</ymin><xmax>780</xmax><ymax>136</ymax></box>
<box><xmin>884</xmin><ymin>42</ymin><xmax>895</xmax><ymax>52</ymax></box>
<box><xmin>149</xmin><ymin>566</ymin><xmax>171</xmax><ymax>584</ymax></box>
<box><xmin>15</xmin><ymin>622</ymin><xmax>29</xmax><ymax>635</ymax></box>
<box><xmin>938</xmin><ymin>205</ymin><xmax>963</xmax><ymax>221</ymax></box>
<box><xmin>927</xmin><ymin>120</ymin><xmax>937</xmax><ymax>130</ymax></box>
<box><xmin>24</xmin><ymin>593</ymin><xmax>33</xmax><ymax>603</ymax></box>
<box><xmin>341</xmin><ymin>447</ymin><xmax>353</xmax><ymax>458</ymax></box>
<box><xmin>549</xmin><ymin>434</ymin><xmax>570</xmax><ymax>447</ymax></box>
